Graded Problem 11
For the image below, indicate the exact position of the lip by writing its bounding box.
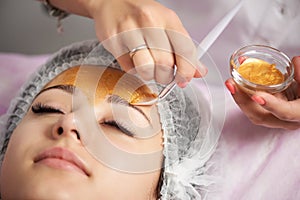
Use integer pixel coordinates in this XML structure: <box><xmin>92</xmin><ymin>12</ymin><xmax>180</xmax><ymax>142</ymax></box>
<box><xmin>34</xmin><ymin>147</ymin><xmax>90</xmax><ymax>177</ymax></box>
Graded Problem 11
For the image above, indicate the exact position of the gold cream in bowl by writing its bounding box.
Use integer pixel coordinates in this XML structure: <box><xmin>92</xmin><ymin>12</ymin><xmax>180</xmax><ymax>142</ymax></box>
<box><xmin>230</xmin><ymin>45</ymin><xmax>294</xmax><ymax>94</ymax></box>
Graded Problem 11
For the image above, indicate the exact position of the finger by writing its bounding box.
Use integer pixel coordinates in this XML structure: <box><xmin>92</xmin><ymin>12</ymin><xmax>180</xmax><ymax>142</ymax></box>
<box><xmin>250</xmin><ymin>112</ymin><xmax>300</xmax><ymax>130</ymax></box>
<box><xmin>118</xmin><ymin>29</ymin><xmax>156</xmax><ymax>79</ymax></box>
<box><xmin>225</xmin><ymin>79</ymin><xmax>300</xmax><ymax>129</ymax></box>
<box><xmin>253</xmin><ymin>91</ymin><xmax>300</xmax><ymax>122</ymax></box>
<box><xmin>284</xmin><ymin>80</ymin><xmax>298</xmax><ymax>101</ymax></box>
<box><xmin>101</xmin><ymin>28</ymin><xmax>146</xmax><ymax>73</ymax></box>
<box><xmin>116</xmin><ymin>28</ymin><xmax>156</xmax><ymax>81</ymax></box>
<box><xmin>165</xmin><ymin>29</ymin><xmax>207</xmax><ymax>85</ymax></box>
<box><xmin>244</xmin><ymin>96</ymin><xmax>300</xmax><ymax>130</ymax></box>
<box><xmin>225</xmin><ymin>79</ymin><xmax>271</xmax><ymax>123</ymax></box>
<box><xmin>142</xmin><ymin>28</ymin><xmax>175</xmax><ymax>84</ymax></box>
<box><xmin>225</xmin><ymin>79</ymin><xmax>267</xmax><ymax>123</ymax></box>
<box><xmin>164</xmin><ymin>11</ymin><xmax>207</xmax><ymax>77</ymax></box>
<box><xmin>101</xmin><ymin>36</ymin><xmax>136</xmax><ymax>74</ymax></box>
<box><xmin>292</xmin><ymin>56</ymin><xmax>300</xmax><ymax>83</ymax></box>
<box><xmin>225</xmin><ymin>78</ymin><xmax>236</xmax><ymax>94</ymax></box>
<box><xmin>101</xmin><ymin>30</ymin><xmax>133</xmax><ymax>60</ymax></box>
<box><xmin>150</xmin><ymin>49</ymin><xmax>175</xmax><ymax>84</ymax></box>
<box><xmin>292</xmin><ymin>56</ymin><xmax>300</xmax><ymax>97</ymax></box>
<box><xmin>143</xmin><ymin>27</ymin><xmax>205</xmax><ymax>85</ymax></box>
<box><xmin>116</xmin><ymin>54</ymin><xmax>136</xmax><ymax>74</ymax></box>
<box><xmin>131</xmin><ymin>48</ymin><xmax>155</xmax><ymax>81</ymax></box>
<box><xmin>226</xmin><ymin>79</ymin><xmax>262</xmax><ymax>114</ymax></box>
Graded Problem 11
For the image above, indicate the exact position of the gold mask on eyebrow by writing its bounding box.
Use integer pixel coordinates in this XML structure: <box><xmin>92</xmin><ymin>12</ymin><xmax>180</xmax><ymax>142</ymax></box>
<box><xmin>45</xmin><ymin>65</ymin><xmax>157</xmax><ymax>104</ymax></box>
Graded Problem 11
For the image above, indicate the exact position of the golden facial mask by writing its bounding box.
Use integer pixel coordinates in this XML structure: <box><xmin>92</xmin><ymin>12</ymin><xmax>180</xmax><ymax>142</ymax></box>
<box><xmin>45</xmin><ymin>66</ymin><xmax>158</xmax><ymax>105</ymax></box>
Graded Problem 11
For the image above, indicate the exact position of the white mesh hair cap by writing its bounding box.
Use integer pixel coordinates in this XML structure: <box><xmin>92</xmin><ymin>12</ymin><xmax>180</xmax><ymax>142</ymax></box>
<box><xmin>0</xmin><ymin>40</ymin><xmax>221</xmax><ymax>199</ymax></box>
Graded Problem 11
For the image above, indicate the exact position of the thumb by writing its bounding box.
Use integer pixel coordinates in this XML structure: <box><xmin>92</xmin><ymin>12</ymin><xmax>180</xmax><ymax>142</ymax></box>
<box><xmin>292</xmin><ymin>56</ymin><xmax>300</xmax><ymax>83</ymax></box>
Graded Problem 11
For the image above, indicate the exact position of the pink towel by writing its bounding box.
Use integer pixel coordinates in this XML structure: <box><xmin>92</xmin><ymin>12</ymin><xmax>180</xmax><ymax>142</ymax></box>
<box><xmin>0</xmin><ymin>53</ymin><xmax>49</xmax><ymax>115</ymax></box>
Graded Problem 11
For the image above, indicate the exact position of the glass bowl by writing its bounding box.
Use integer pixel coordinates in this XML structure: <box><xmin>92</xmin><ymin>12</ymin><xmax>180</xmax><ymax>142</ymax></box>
<box><xmin>230</xmin><ymin>45</ymin><xmax>294</xmax><ymax>94</ymax></box>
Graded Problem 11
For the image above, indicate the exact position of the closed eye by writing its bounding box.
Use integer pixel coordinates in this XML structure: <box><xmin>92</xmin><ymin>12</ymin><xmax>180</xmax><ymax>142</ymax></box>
<box><xmin>31</xmin><ymin>102</ymin><xmax>64</xmax><ymax>114</ymax></box>
<box><xmin>102</xmin><ymin>120</ymin><xmax>134</xmax><ymax>137</ymax></box>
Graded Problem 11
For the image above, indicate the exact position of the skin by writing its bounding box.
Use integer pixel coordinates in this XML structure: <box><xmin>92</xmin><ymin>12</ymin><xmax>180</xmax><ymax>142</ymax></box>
<box><xmin>0</xmin><ymin>66</ymin><xmax>163</xmax><ymax>199</ymax></box>
<box><xmin>225</xmin><ymin>56</ymin><xmax>300</xmax><ymax>130</ymax></box>
<box><xmin>45</xmin><ymin>0</ymin><xmax>206</xmax><ymax>86</ymax></box>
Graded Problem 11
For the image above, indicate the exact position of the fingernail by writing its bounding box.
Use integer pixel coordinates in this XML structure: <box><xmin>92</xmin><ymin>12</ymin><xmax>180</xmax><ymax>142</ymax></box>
<box><xmin>238</xmin><ymin>56</ymin><xmax>248</xmax><ymax>64</ymax></box>
<box><xmin>225</xmin><ymin>81</ymin><xmax>235</xmax><ymax>94</ymax></box>
<box><xmin>251</xmin><ymin>95</ymin><xmax>266</xmax><ymax>105</ymax></box>
<box><xmin>178</xmin><ymin>81</ymin><xmax>188</xmax><ymax>88</ymax></box>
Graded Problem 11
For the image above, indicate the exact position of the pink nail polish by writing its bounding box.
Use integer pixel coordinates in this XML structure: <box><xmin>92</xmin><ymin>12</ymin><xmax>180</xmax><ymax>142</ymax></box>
<box><xmin>225</xmin><ymin>81</ymin><xmax>235</xmax><ymax>94</ymax></box>
<box><xmin>238</xmin><ymin>56</ymin><xmax>248</xmax><ymax>64</ymax></box>
<box><xmin>251</xmin><ymin>95</ymin><xmax>266</xmax><ymax>105</ymax></box>
<box><xmin>178</xmin><ymin>81</ymin><xmax>188</xmax><ymax>88</ymax></box>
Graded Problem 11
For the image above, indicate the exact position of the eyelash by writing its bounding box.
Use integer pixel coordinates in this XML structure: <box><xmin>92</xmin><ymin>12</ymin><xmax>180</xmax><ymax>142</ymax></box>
<box><xmin>31</xmin><ymin>103</ymin><xmax>64</xmax><ymax>114</ymax></box>
<box><xmin>32</xmin><ymin>103</ymin><xmax>134</xmax><ymax>137</ymax></box>
<box><xmin>103</xmin><ymin>120</ymin><xmax>134</xmax><ymax>137</ymax></box>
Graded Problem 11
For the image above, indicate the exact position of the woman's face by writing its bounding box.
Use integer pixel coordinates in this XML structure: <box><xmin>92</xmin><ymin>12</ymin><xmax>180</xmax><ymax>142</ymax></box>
<box><xmin>0</xmin><ymin>66</ymin><xmax>163</xmax><ymax>199</ymax></box>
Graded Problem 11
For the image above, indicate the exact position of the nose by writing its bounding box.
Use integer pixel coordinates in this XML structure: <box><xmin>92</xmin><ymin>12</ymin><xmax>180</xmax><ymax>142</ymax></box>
<box><xmin>52</xmin><ymin>112</ymin><xmax>81</xmax><ymax>141</ymax></box>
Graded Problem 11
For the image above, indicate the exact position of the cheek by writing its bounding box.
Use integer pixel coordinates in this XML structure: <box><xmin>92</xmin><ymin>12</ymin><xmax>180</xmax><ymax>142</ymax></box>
<box><xmin>8</xmin><ymin>120</ymin><xmax>48</xmax><ymax>149</ymax></box>
<box><xmin>103</xmin><ymin>128</ymin><xmax>163</xmax><ymax>154</ymax></box>
<box><xmin>2</xmin><ymin>124</ymin><xmax>34</xmax><ymax>168</ymax></box>
<box><xmin>0</xmin><ymin>122</ymin><xmax>39</xmax><ymax>196</ymax></box>
<box><xmin>90</xmin><ymin>162</ymin><xmax>162</xmax><ymax>199</ymax></box>
<box><xmin>1</xmin><ymin>118</ymin><xmax>50</xmax><ymax>169</ymax></box>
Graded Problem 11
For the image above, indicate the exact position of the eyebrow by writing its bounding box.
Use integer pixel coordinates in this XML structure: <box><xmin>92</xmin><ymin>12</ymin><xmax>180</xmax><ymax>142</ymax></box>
<box><xmin>37</xmin><ymin>85</ymin><xmax>151</xmax><ymax>124</ymax></box>
<box><xmin>106</xmin><ymin>94</ymin><xmax>151</xmax><ymax>124</ymax></box>
<box><xmin>37</xmin><ymin>85</ymin><xmax>76</xmax><ymax>96</ymax></box>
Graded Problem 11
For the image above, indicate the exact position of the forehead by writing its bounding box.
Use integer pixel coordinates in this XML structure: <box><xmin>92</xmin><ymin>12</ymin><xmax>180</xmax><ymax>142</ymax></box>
<box><xmin>45</xmin><ymin>65</ymin><xmax>156</xmax><ymax>103</ymax></box>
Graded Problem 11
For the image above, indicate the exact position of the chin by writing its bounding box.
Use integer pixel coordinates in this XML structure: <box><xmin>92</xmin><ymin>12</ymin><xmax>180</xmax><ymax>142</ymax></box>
<box><xmin>3</xmin><ymin>184</ymin><xmax>84</xmax><ymax>200</ymax></box>
<box><xmin>3</xmin><ymin>191</ymin><xmax>67</xmax><ymax>200</ymax></box>
<box><xmin>1</xmin><ymin>170</ymin><xmax>88</xmax><ymax>200</ymax></box>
